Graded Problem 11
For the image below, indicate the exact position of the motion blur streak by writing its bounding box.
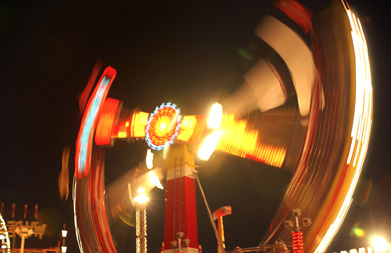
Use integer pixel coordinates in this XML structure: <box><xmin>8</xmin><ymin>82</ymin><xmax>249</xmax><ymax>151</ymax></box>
<box><xmin>58</xmin><ymin>146</ymin><xmax>70</xmax><ymax>201</ymax></box>
<box><xmin>177</xmin><ymin>115</ymin><xmax>197</xmax><ymax>142</ymax></box>
<box><xmin>208</xmin><ymin>102</ymin><xmax>223</xmax><ymax>129</ymax></box>
<box><xmin>198</xmin><ymin>130</ymin><xmax>223</xmax><ymax>161</ymax></box>
<box><xmin>95</xmin><ymin>98</ymin><xmax>120</xmax><ymax>146</ymax></box>
<box><xmin>78</xmin><ymin>61</ymin><xmax>103</xmax><ymax>116</ymax></box>
<box><xmin>75</xmin><ymin>67</ymin><xmax>116</xmax><ymax>179</ymax></box>
<box><xmin>255</xmin><ymin>15</ymin><xmax>316</xmax><ymax>117</ymax></box>
<box><xmin>314</xmin><ymin>6</ymin><xmax>373</xmax><ymax>253</ymax></box>
<box><xmin>216</xmin><ymin>114</ymin><xmax>286</xmax><ymax>168</ymax></box>
<box><xmin>72</xmin><ymin>180</ymin><xmax>83</xmax><ymax>253</ymax></box>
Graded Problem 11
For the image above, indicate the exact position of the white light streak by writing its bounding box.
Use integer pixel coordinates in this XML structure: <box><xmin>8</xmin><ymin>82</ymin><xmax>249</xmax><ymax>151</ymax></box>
<box><xmin>315</xmin><ymin>6</ymin><xmax>373</xmax><ymax>253</ymax></box>
<box><xmin>198</xmin><ymin>130</ymin><xmax>223</xmax><ymax>161</ymax></box>
<box><xmin>208</xmin><ymin>102</ymin><xmax>223</xmax><ymax>129</ymax></box>
<box><xmin>146</xmin><ymin>149</ymin><xmax>154</xmax><ymax>169</ymax></box>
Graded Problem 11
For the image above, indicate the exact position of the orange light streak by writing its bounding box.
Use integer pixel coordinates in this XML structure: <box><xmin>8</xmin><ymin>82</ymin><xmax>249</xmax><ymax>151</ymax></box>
<box><xmin>95</xmin><ymin>98</ymin><xmax>120</xmax><ymax>146</ymax></box>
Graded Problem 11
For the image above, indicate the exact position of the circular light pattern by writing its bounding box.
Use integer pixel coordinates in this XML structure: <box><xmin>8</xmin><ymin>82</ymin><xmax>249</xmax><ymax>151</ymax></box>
<box><xmin>145</xmin><ymin>102</ymin><xmax>182</xmax><ymax>150</ymax></box>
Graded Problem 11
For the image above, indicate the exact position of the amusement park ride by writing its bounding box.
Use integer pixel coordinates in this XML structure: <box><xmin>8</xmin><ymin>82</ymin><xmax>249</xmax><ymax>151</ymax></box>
<box><xmin>68</xmin><ymin>0</ymin><xmax>373</xmax><ymax>253</ymax></box>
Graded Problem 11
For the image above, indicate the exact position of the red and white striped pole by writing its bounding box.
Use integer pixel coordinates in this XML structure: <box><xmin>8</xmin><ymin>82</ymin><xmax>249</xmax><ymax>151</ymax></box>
<box><xmin>164</xmin><ymin>144</ymin><xmax>198</xmax><ymax>253</ymax></box>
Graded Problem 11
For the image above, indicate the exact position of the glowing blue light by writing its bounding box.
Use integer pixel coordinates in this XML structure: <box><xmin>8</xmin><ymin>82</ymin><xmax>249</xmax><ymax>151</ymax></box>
<box><xmin>78</xmin><ymin>77</ymin><xmax>111</xmax><ymax>175</ymax></box>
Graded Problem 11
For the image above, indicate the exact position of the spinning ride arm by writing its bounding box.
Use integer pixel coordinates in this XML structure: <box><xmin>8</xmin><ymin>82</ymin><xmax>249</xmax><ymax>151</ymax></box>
<box><xmin>73</xmin><ymin>1</ymin><xmax>372</xmax><ymax>252</ymax></box>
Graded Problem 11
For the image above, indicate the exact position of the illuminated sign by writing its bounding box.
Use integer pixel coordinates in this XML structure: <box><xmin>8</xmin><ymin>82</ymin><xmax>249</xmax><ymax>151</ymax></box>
<box><xmin>6</xmin><ymin>220</ymin><xmax>46</xmax><ymax>239</ymax></box>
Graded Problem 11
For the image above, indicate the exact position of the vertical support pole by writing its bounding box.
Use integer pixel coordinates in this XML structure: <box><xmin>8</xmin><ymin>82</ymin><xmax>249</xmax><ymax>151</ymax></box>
<box><xmin>164</xmin><ymin>144</ymin><xmax>198</xmax><ymax>253</ymax></box>
<box><xmin>217</xmin><ymin>217</ymin><xmax>224</xmax><ymax>253</ymax></box>
<box><xmin>20</xmin><ymin>234</ymin><xmax>26</xmax><ymax>253</ymax></box>
<box><xmin>136</xmin><ymin>205</ymin><xmax>147</xmax><ymax>253</ymax></box>
<box><xmin>284</xmin><ymin>209</ymin><xmax>310</xmax><ymax>253</ymax></box>
<box><xmin>292</xmin><ymin>231</ymin><xmax>304</xmax><ymax>253</ymax></box>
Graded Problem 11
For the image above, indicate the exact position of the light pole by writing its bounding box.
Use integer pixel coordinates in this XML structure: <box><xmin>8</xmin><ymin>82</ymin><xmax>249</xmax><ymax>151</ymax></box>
<box><xmin>61</xmin><ymin>224</ymin><xmax>68</xmax><ymax>253</ymax></box>
<box><xmin>134</xmin><ymin>188</ymin><xmax>149</xmax><ymax>253</ymax></box>
<box><xmin>14</xmin><ymin>226</ymin><xmax>33</xmax><ymax>253</ymax></box>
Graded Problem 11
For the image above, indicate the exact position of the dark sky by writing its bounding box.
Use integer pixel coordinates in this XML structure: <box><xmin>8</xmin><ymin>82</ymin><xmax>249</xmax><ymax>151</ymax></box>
<box><xmin>0</xmin><ymin>0</ymin><xmax>389</xmax><ymax>252</ymax></box>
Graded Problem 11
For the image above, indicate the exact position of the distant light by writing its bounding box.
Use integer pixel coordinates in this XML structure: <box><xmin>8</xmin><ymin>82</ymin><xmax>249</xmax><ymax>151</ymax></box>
<box><xmin>62</xmin><ymin>229</ymin><xmax>68</xmax><ymax>238</ymax></box>
<box><xmin>208</xmin><ymin>102</ymin><xmax>223</xmax><ymax>129</ymax></box>
<box><xmin>61</xmin><ymin>246</ymin><xmax>67</xmax><ymax>253</ymax></box>
<box><xmin>198</xmin><ymin>130</ymin><xmax>223</xmax><ymax>161</ymax></box>
<box><xmin>371</xmin><ymin>236</ymin><xmax>389</xmax><ymax>252</ymax></box>
<box><xmin>352</xmin><ymin>226</ymin><xmax>366</xmax><ymax>238</ymax></box>
<box><xmin>137</xmin><ymin>187</ymin><xmax>146</xmax><ymax>193</ymax></box>
<box><xmin>146</xmin><ymin>149</ymin><xmax>154</xmax><ymax>169</ymax></box>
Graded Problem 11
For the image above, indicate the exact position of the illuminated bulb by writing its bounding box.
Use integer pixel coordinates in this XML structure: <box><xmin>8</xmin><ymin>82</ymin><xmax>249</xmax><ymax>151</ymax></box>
<box><xmin>371</xmin><ymin>236</ymin><xmax>389</xmax><ymax>252</ymax></box>
<box><xmin>208</xmin><ymin>102</ymin><xmax>223</xmax><ymax>129</ymax></box>
<box><xmin>158</xmin><ymin>121</ymin><xmax>168</xmax><ymax>133</ymax></box>
<box><xmin>198</xmin><ymin>130</ymin><xmax>223</xmax><ymax>161</ymax></box>
<box><xmin>146</xmin><ymin>149</ymin><xmax>154</xmax><ymax>169</ymax></box>
<box><xmin>134</xmin><ymin>194</ymin><xmax>150</xmax><ymax>204</ymax></box>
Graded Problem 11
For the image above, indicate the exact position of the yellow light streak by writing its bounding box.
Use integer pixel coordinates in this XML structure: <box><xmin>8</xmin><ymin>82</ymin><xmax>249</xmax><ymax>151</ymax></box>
<box><xmin>131</xmin><ymin>112</ymin><xmax>149</xmax><ymax>138</ymax></box>
<box><xmin>177</xmin><ymin>116</ymin><xmax>197</xmax><ymax>142</ymax></box>
<box><xmin>215</xmin><ymin>114</ymin><xmax>286</xmax><ymax>167</ymax></box>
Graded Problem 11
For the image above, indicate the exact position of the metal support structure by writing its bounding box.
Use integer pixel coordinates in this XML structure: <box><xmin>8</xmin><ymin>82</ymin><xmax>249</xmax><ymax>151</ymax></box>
<box><xmin>194</xmin><ymin>172</ymin><xmax>226</xmax><ymax>253</ymax></box>
<box><xmin>284</xmin><ymin>209</ymin><xmax>311</xmax><ymax>253</ymax></box>
<box><xmin>213</xmin><ymin>206</ymin><xmax>232</xmax><ymax>253</ymax></box>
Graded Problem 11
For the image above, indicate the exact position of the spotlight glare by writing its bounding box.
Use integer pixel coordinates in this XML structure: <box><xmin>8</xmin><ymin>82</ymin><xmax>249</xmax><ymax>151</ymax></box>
<box><xmin>371</xmin><ymin>236</ymin><xmax>389</xmax><ymax>252</ymax></box>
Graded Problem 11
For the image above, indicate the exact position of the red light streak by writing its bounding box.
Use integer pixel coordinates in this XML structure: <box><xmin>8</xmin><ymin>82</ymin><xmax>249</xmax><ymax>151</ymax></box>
<box><xmin>95</xmin><ymin>98</ymin><xmax>120</xmax><ymax>146</ymax></box>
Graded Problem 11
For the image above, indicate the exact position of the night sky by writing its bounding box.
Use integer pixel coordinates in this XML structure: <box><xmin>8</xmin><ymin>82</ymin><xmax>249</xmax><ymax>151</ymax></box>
<box><xmin>0</xmin><ymin>0</ymin><xmax>389</xmax><ymax>252</ymax></box>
